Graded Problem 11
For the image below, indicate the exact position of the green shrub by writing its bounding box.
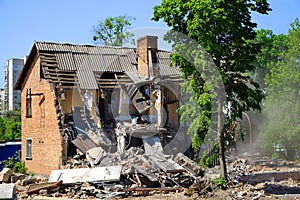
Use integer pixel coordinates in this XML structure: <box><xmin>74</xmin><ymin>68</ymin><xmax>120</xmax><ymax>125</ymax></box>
<box><xmin>212</xmin><ymin>176</ymin><xmax>227</xmax><ymax>189</ymax></box>
<box><xmin>3</xmin><ymin>153</ymin><xmax>28</xmax><ymax>174</ymax></box>
<box><xmin>272</xmin><ymin>152</ymin><xmax>280</xmax><ymax>159</ymax></box>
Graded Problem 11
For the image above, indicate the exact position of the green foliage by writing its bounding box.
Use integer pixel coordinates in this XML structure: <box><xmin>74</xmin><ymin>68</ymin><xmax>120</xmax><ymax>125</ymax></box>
<box><xmin>3</xmin><ymin>153</ymin><xmax>28</xmax><ymax>174</ymax></box>
<box><xmin>0</xmin><ymin>109</ymin><xmax>21</xmax><ymax>142</ymax></box>
<box><xmin>212</xmin><ymin>176</ymin><xmax>227</xmax><ymax>189</ymax></box>
<box><xmin>272</xmin><ymin>152</ymin><xmax>280</xmax><ymax>159</ymax></box>
<box><xmin>3</xmin><ymin>110</ymin><xmax>21</xmax><ymax>123</ymax></box>
<box><xmin>199</xmin><ymin>143</ymin><xmax>219</xmax><ymax>168</ymax></box>
<box><xmin>252</xmin><ymin>29</ymin><xmax>288</xmax><ymax>90</ymax></box>
<box><xmin>6</xmin><ymin>122</ymin><xmax>21</xmax><ymax>141</ymax></box>
<box><xmin>0</xmin><ymin>118</ymin><xmax>6</xmax><ymax>143</ymax></box>
<box><xmin>92</xmin><ymin>15</ymin><xmax>135</xmax><ymax>47</ymax></box>
<box><xmin>259</xmin><ymin>19</ymin><xmax>300</xmax><ymax>160</ymax></box>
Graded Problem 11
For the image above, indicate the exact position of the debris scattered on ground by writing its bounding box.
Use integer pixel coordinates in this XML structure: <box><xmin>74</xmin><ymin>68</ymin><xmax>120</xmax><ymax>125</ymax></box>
<box><xmin>0</xmin><ymin>152</ymin><xmax>297</xmax><ymax>199</ymax></box>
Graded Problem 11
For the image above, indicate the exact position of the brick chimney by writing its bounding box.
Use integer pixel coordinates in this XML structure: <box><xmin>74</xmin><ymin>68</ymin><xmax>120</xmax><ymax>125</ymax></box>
<box><xmin>137</xmin><ymin>36</ymin><xmax>158</xmax><ymax>78</ymax></box>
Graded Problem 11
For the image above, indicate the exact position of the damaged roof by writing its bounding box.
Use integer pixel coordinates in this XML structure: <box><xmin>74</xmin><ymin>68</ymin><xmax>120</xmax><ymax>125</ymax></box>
<box><xmin>15</xmin><ymin>41</ymin><xmax>181</xmax><ymax>90</ymax></box>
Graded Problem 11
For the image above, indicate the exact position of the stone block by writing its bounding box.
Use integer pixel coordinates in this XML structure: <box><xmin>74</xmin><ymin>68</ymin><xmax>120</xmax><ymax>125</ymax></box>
<box><xmin>0</xmin><ymin>183</ymin><xmax>16</xmax><ymax>200</ymax></box>
<box><xmin>0</xmin><ymin>168</ymin><xmax>13</xmax><ymax>183</ymax></box>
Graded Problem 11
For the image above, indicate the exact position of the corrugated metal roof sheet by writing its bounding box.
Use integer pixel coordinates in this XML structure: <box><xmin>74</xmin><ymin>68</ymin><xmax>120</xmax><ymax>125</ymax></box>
<box><xmin>157</xmin><ymin>51</ymin><xmax>180</xmax><ymax>76</ymax></box>
<box><xmin>34</xmin><ymin>41</ymin><xmax>180</xmax><ymax>89</ymax></box>
<box><xmin>55</xmin><ymin>52</ymin><xmax>76</xmax><ymax>70</ymax></box>
<box><xmin>77</xmin><ymin>70</ymin><xmax>98</xmax><ymax>89</ymax></box>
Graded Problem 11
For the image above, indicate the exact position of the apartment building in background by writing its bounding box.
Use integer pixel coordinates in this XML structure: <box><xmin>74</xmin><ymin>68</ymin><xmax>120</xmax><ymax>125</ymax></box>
<box><xmin>0</xmin><ymin>88</ymin><xmax>5</xmax><ymax>114</ymax></box>
<box><xmin>2</xmin><ymin>57</ymin><xmax>27</xmax><ymax>112</ymax></box>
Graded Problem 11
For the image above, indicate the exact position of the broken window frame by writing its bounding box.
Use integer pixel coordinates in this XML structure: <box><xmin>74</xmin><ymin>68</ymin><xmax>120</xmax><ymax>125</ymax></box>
<box><xmin>26</xmin><ymin>138</ymin><xmax>32</xmax><ymax>160</ymax></box>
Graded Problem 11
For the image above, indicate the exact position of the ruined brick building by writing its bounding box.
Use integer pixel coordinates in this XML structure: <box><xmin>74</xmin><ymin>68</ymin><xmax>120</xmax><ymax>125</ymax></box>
<box><xmin>14</xmin><ymin>36</ymin><xmax>189</xmax><ymax>175</ymax></box>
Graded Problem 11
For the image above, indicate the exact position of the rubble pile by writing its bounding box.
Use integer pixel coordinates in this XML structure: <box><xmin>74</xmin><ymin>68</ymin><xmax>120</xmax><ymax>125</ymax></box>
<box><xmin>2</xmin><ymin>152</ymin><xmax>300</xmax><ymax>199</ymax></box>
<box><xmin>0</xmin><ymin>145</ymin><xmax>208</xmax><ymax>199</ymax></box>
<box><xmin>225</xmin><ymin>156</ymin><xmax>300</xmax><ymax>199</ymax></box>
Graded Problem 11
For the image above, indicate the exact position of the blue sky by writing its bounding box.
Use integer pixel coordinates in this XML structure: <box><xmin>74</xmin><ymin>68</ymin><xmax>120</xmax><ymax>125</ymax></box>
<box><xmin>0</xmin><ymin>0</ymin><xmax>299</xmax><ymax>88</ymax></box>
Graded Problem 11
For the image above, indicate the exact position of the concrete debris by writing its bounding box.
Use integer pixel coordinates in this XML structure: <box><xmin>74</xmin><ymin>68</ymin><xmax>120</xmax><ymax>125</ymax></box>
<box><xmin>0</xmin><ymin>183</ymin><xmax>17</xmax><ymax>200</ymax></box>
<box><xmin>0</xmin><ymin>168</ymin><xmax>13</xmax><ymax>183</ymax></box>
<box><xmin>4</xmin><ymin>151</ymin><xmax>300</xmax><ymax>199</ymax></box>
<box><xmin>48</xmin><ymin>166</ymin><xmax>122</xmax><ymax>183</ymax></box>
<box><xmin>142</xmin><ymin>135</ymin><xmax>164</xmax><ymax>155</ymax></box>
<box><xmin>174</xmin><ymin>152</ymin><xmax>205</xmax><ymax>176</ymax></box>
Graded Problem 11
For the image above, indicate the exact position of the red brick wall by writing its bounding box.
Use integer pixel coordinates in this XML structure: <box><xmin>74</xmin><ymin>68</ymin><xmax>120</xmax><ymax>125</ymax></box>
<box><xmin>21</xmin><ymin>56</ymin><xmax>63</xmax><ymax>176</ymax></box>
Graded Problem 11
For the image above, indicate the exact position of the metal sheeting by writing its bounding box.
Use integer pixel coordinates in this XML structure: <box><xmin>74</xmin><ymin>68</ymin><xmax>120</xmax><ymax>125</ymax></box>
<box><xmin>34</xmin><ymin>41</ymin><xmax>180</xmax><ymax>89</ymax></box>
<box><xmin>36</xmin><ymin>42</ymin><xmax>137</xmax><ymax>72</ymax></box>
<box><xmin>73</xmin><ymin>53</ymin><xmax>89</xmax><ymax>71</ymax></box>
<box><xmin>77</xmin><ymin>70</ymin><xmax>98</xmax><ymax>89</ymax></box>
<box><xmin>157</xmin><ymin>51</ymin><xmax>180</xmax><ymax>76</ymax></box>
<box><xmin>55</xmin><ymin>52</ymin><xmax>76</xmax><ymax>70</ymax></box>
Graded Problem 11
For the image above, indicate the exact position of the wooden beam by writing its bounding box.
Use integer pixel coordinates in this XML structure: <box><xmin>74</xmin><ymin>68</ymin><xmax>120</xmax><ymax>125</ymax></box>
<box><xmin>99</xmin><ymin>85</ymin><xmax>121</xmax><ymax>89</ymax></box>
<box><xmin>124</xmin><ymin>187</ymin><xmax>184</xmax><ymax>192</ymax></box>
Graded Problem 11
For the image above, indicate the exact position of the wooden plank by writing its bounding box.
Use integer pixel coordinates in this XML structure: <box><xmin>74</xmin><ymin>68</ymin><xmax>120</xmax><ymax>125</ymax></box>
<box><xmin>95</xmin><ymin>78</ymin><xmax>132</xmax><ymax>82</ymax></box>
<box><xmin>48</xmin><ymin>80</ymin><xmax>76</xmax><ymax>84</ymax></box>
<box><xmin>45</xmin><ymin>76</ymin><xmax>76</xmax><ymax>81</ymax></box>
<box><xmin>46</xmin><ymin>69</ymin><xmax>76</xmax><ymax>74</ymax></box>
<box><xmin>142</xmin><ymin>135</ymin><xmax>163</xmax><ymax>155</ymax></box>
<box><xmin>99</xmin><ymin>85</ymin><xmax>121</xmax><ymax>89</ymax></box>
<box><xmin>124</xmin><ymin>187</ymin><xmax>184</xmax><ymax>192</ymax></box>
<box><xmin>150</xmin><ymin>157</ymin><xmax>185</xmax><ymax>173</ymax></box>
<box><xmin>39</xmin><ymin>52</ymin><xmax>57</xmax><ymax>57</ymax></box>
<box><xmin>41</xmin><ymin>63</ymin><xmax>59</xmax><ymax>67</ymax></box>
<box><xmin>44</xmin><ymin>73</ymin><xmax>76</xmax><ymax>78</ymax></box>
<box><xmin>48</xmin><ymin>166</ymin><xmax>122</xmax><ymax>184</ymax></box>
<box><xmin>98</xmin><ymin>82</ymin><xmax>118</xmax><ymax>85</ymax></box>
<box><xmin>27</xmin><ymin>181</ymin><xmax>63</xmax><ymax>195</ymax></box>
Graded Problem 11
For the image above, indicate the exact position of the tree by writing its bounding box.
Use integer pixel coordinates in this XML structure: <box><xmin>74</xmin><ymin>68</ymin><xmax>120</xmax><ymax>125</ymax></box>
<box><xmin>0</xmin><ymin>109</ymin><xmax>21</xmax><ymax>142</ymax></box>
<box><xmin>0</xmin><ymin>117</ymin><xmax>6</xmax><ymax>142</ymax></box>
<box><xmin>252</xmin><ymin>29</ymin><xmax>288</xmax><ymax>90</ymax></box>
<box><xmin>153</xmin><ymin>0</ymin><xmax>270</xmax><ymax>180</ymax></box>
<box><xmin>92</xmin><ymin>15</ymin><xmax>135</xmax><ymax>47</ymax></box>
<box><xmin>238</xmin><ymin>30</ymin><xmax>288</xmax><ymax>149</ymax></box>
<box><xmin>259</xmin><ymin>19</ymin><xmax>300</xmax><ymax>160</ymax></box>
<box><xmin>6</xmin><ymin>122</ymin><xmax>21</xmax><ymax>141</ymax></box>
<box><xmin>4</xmin><ymin>109</ymin><xmax>21</xmax><ymax>123</ymax></box>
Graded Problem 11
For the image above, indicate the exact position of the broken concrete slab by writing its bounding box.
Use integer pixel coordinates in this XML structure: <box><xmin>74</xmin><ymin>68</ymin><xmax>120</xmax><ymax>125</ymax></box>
<box><xmin>86</xmin><ymin>147</ymin><xmax>106</xmax><ymax>167</ymax></box>
<box><xmin>174</xmin><ymin>153</ymin><xmax>204</xmax><ymax>175</ymax></box>
<box><xmin>142</xmin><ymin>135</ymin><xmax>163</xmax><ymax>155</ymax></box>
<box><xmin>0</xmin><ymin>183</ymin><xmax>16</xmax><ymax>200</ymax></box>
<box><xmin>132</xmin><ymin>164</ymin><xmax>157</xmax><ymax>182</ymax></box>
<box><xmin>48</xmin><ymin>166</ymin><xmax>122</xmax><ymax>184</ymax></box>
<box><xmin>71</xmin><ymin>133</ymin><xmax>97</xmax><ymax>153</ymax></box>
<box><xmin>0</xmin><ymin>168</ymin><xmax>13</xmax><ymax>183</ymax></box>
<box><xmin>150</xmin><ymin>156</ymin><xmax>185</xmax><ymax>173</ymax></box>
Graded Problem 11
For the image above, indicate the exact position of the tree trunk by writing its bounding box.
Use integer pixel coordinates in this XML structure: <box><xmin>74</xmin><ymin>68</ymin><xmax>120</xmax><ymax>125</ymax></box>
<box><xmin>285</xmin><ymin>144</ymin><xmax>296</xmax><ymax>161</ymax></box>
<box><xmin>217</xmin><ymin>98</ymin><xmax>228</xmax><ymax>181</ymax></box>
